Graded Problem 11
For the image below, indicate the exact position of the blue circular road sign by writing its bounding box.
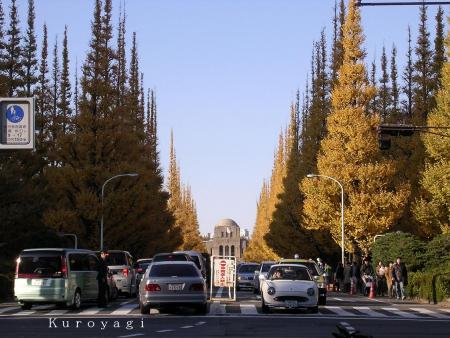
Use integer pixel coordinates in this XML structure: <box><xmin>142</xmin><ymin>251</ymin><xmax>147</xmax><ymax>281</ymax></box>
<box><xmin>6</xmin><ymin>105</ymin><xmax>24</xmax><ymax>123</ymax></box>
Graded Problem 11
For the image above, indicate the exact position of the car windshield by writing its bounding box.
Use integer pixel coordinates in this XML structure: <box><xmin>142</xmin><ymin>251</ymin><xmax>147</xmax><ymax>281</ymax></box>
<box><xmin>18</xmin><ymin>252</ymin><xmax>62</xmax><ymax>277</ymax></box>
<box><xmin>137</xmin><ymin>263</ymin><xmax>151</xmax><ymax>270</ymax></box>
<box><xmin>261</xmin><ymin>263</ymin><xmax>274</xmax><ymax>273</ymax></box>
<box><xmin>149</xmin><ymin>264</ymin><xmax>199</xmax><ymax>277</ymax></box>
<box><xmin>280</xmin><ymin>261</ymin><xmax>320</xmax><ymax>276</ymax></box>
<box><xmin>239</xmin><ymin>264</ymin><xmax>260</xmax><ymax>273</ymax></box>
<box><xmin>153</xmin><ymin>254</ymin><xmax>188</xmax><ymax>262</ymax></box>
<box><xmin>269</xmin><ymin>266</ymin><xmax>312</xmax><ymax>281</ymax></box>
<box><xmin>104</xmin><ymin>252</ymin><xmax>127</xmax><ymax>266</ymax></box>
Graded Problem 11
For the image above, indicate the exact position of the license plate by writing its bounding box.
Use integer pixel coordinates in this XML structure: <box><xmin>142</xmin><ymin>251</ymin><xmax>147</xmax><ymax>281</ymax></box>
<box><xmin>285</xmin><ymin>300</ymin><xmax>298</xmax><ymax>308</ymax></box>
<box><xmin>168</xmin><ymin>284</ymin><xmax>183</xmax><ymax>291</ymax></box>
<box><xmin>31</xmin><ymin>279</ymin><xmax>50</xmax><ymax>286</ymax></box>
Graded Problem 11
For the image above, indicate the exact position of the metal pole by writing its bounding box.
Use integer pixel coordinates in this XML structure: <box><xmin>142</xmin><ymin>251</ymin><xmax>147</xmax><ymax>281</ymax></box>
<box><xmin>307</xmin><ymin>174</ymin><xmax>345</xmax><ymax>265</ymax></box>
<box><xmin>100</xmin><ymin>173</ymin><xmax>139</xmax><ymax>251</ymax></box>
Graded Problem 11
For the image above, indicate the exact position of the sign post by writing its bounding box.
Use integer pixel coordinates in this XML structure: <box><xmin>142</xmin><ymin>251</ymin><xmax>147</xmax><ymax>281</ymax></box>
<box><xmin>210</xmin><ymin>255</ymin><xmax>236</xmax><ymax>301</ymax></box>
<box><xmin>0</xmin><ymin>97</ymin><xmax>35</xmax><ymax>150</ymax></box>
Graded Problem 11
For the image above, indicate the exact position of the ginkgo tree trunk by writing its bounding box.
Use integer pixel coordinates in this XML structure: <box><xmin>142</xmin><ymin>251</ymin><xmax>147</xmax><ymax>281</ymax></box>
<box><xmin>301</xmin><ymin>0</ymin><xmax>409</xmax><ymax>255</ymax></box>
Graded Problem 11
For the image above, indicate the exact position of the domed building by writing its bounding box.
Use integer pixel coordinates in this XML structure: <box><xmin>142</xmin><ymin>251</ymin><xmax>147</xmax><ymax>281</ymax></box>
<box><xmin>204</xmin><ymin>219</ymin><xmax>249</xmax><ymax>261</ymax></box>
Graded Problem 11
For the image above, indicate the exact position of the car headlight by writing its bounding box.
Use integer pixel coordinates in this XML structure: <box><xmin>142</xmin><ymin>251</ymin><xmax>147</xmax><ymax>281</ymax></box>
<box><xmin>316</xmin><ymin>282</ymin><xmax>326</xmax><ymax>289</ymax></box>
<box><xmin>267</xmin><ymin>287</ymin><xmax>276</xmax><ymax>295</ymax></box>
<box><xmin>307</xmin><ymin>288</ymin><xmax>315</xmax><ymax>296</ymax></box>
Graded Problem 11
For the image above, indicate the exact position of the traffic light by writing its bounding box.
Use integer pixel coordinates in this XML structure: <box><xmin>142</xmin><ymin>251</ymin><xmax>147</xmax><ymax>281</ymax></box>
<box><xmin>377</xmin><ymin>124</ymin><xmax>416</xmax><ymax>150</ymax></box>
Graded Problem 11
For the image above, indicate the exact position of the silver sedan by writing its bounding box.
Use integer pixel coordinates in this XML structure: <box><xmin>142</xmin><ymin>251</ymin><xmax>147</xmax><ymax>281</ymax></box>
<box><xmin>139</xmin><ymin>261</ymin><xmax>207</xmax><ymax>314</ymax></box>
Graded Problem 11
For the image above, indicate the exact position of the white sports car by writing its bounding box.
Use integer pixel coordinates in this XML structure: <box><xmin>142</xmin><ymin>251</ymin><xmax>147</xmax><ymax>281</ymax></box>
<box><xmin>261</xmin><ymin>264</ymin><xmax>319</xmax><ymax>313</ymax></box>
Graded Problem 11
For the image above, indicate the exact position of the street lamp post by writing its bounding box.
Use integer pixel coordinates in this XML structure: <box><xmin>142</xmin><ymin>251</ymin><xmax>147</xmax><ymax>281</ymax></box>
<box><xmin>307</xmin><ymin>174</ymin><xmax>345</xmax><ymax>265</ymax></box>
<box><xmin>58</xmin><ymin>233</ymin><xmax>77</xmax><ymax>249</ymax></box>
<box><xmin>100</xmin><ymin>173</ymin><xmax>139</xmax><ymax>251</ymax></box>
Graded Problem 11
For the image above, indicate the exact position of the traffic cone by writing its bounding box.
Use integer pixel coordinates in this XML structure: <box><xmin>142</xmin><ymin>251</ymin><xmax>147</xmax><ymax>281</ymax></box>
<box><xmin>369</xmin><ymin>280</ymin><xmax>376</xmax><ymax>299</ymax></box>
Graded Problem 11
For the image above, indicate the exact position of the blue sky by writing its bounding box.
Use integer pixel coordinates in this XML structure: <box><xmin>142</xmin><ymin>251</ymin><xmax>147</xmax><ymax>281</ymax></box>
<box><xmin>12</xmin><ymin>0</ymin><xmax>447</xmax><ymax>234</ymax></box>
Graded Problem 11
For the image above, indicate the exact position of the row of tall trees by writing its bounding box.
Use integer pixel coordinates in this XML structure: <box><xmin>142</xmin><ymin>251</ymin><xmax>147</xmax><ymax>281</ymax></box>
<box><xmin>167</xmin><ymin>131</ymin><xmax>206</xmax><ymax>252</ymax></box>
<box><xmin>246</xmin><ymin>0</ymin><xmax>449</xmax><ymax>261</ymax></box>
<box><xmin>0</xmin><ymin>0</ymin><xmax>204</xmax><ymax>262</ymax></box>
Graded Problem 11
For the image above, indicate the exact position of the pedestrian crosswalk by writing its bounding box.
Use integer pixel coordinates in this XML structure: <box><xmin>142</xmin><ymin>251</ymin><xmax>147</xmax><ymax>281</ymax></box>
<box><xmin>0</xmin><ymin>302</ymin><xmax>449</xmax><ymax>319</ymax></box>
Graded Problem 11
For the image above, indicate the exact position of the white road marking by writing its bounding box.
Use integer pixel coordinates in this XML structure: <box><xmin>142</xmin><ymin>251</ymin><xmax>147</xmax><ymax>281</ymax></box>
<box><xmin>353</xmin><ymin>306</ymin><xmax>387</xmax><ymax>317</ymax></box>
<box><xmin>156</xmin><ymin>329</ymin><xmax>173</xmax><ymax>333</ymax></box>
<box><xmin>333</xmin><ymin>297</ymin><xmax>344</xmax><ymax>301</ymax></box>
<box><xmin>150</xmin><ymin>308</ymin><xmax>160</xmax><ymax>315</ymax></box>
<box><xmin>409</xmin><ymin>307</ymin><xmax>449</xmax><ymax>319</ymax></box>
<box><xmin>118</xmin><ymin>334</ymin><xmax>144</xmax><ymax>338</ymax></box>
<box><xmin>111</xmin><ymin>303</ymin><xmax>138</xmax><ymax>315</ymax></box>
<box><xmin>209</xmin><ymin>302</ymin><xmax>226</xmax><ymax>314</ymax></box>
<box><xmin>367</xmin><ymin>298</ymin><xmax>384</xmax><ymax>303</ymax></box>
<box><xmin>381</xmin><ymin>307</ymin><xmax>418</xmax><ymax>318</ymax></box>
<box><xmin>0</xmin><ymin>307</ymin><xmax>19</xmax><ymax>314</ymax></box>
<box><xmin>15</xmin><ymin>310</ymin><xmax>36</xmax><ymax>316</ymax></box>
<box><xmin>440</xmin><ymin>309</ymin><xmax>450</xmax><ymax>314</ymax></box>
<box><xmin>324</xmin><ymin>306</ymin><xmax>356</xmax><ymax>316</ymax></box>
<box><xmin>33</xmin><ymin>305</ymin><xmax>54</xmax><ymax>310</ymax></box>
<box><xmin>79</xmin><ymin>307</ymin><xmax>102</xmax><ymax>315</ymax></box>
<box><xmin>181</xmin><ymin>325</ymin><xmax>194</xmax><ymax>328</ymax></box>
<box><xmin>240</xmin><ymin>304</ymin><xmax>258</xmax><ymax>315</ymax></box>
<box><xmin>47</xmin><ymin>309</ymin><xmax>69</xmax><ymax>315</ymax></box>
<box><xmin>120</xmin><ymin>299</ymin><xmax>135</xmax><ymax>306</ymax></box>
<box><xmin>195</xmin><ymin>321</ymin><xmax>206</xmax><ymax>325</ymax></box>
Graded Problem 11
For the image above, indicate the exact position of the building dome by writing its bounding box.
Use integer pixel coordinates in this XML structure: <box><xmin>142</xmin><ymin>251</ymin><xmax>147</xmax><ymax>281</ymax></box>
<box><xmin>215</xmin><ymin>218</ymin><xmax>239</xmax><ymax>228</ymax></box>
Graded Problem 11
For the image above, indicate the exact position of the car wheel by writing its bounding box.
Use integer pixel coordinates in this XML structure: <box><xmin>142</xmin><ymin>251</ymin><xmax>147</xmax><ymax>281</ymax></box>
<box><xmin>20</xmin><ymin>303</ymin><xmax>32</xmax><ymax>310</ymax></box>
<box><xmin>140</xmin><ymin>302</ymin><xmax>150</xmax><ymax>315</ymax></box>
<box><xmin>261</xmin><ymin>298</ymin><xmax>270</xmax><ymax>314</ymax></box>
<box><xmin>309</xmin><ymin>306</ymin><xmax>319</xmax><ymax>314</ymax></box>
<box><xmin>71</xmin><ymin>289</ymin><xmax>82</xmax><ymax>310</ymax></box>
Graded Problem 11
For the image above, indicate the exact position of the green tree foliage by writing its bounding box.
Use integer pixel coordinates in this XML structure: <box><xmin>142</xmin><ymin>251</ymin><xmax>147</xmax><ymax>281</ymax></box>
<box><xmin>379</xmin><ymin>46</ymin><xmax>391</xmax><ymax>120</ymax></box>
<box><xmin>43</xmin><ymin>0</ymin><xmax>180</xmax><ymax>257</ymax></box>
<box><xmin>22</xmin><ymin>0</ymin><xmax>37</xmax><ymax>96</ymax></box>
<box><xmin>371</xmin><ymin>232</ymin><xmax>425</xmax><ymax>272</ymax></box>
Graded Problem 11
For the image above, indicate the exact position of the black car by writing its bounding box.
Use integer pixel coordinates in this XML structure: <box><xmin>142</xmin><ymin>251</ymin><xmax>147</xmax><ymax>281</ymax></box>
<box><xmin>134</xmin><ymin>258</ymin><xmax>153</xmax><ymax>290</ymax></box>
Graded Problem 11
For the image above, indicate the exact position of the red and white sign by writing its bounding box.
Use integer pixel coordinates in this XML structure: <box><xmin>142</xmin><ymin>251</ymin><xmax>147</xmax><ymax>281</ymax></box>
<box><xmin>213</xmin><ymin>258</ymin><xmax>235</xmax><ymax>287</ymax></box>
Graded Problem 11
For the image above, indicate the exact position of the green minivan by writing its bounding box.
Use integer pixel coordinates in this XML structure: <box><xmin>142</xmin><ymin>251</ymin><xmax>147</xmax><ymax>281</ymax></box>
<box><xmin>14</xmin><ymin>248</ymin><xmax>102</xmax><ymax>310</ymax></box>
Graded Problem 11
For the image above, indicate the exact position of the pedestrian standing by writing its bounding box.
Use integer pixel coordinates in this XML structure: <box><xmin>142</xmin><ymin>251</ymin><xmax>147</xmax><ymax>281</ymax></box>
<box><xmin>385</xmin><ymin>262</ymin><xmax>394</xmax><ymax>298</ymax></box>
<box><xmin>344</xmin><ymin>261</ymin><xmax>351</xmax><ymax>292</ymax></box>
<box><xmin>392</xmin><ymin>257</ymin><xmax>408</xmax><ymax>300</ymax></box>
<box><xmin>335</xmin><ymin>262</ymin><xmax>344</xmax><ymax>292</ymax></box>
<box><xmin>376</xmin><ymin>261</ymin><xmax>386</xmax><ymax>296</ymax></box>
<box><xmin>98</xmin><ymin>250</ymin><xmax>109</xmax><ymax>307</ymax></box>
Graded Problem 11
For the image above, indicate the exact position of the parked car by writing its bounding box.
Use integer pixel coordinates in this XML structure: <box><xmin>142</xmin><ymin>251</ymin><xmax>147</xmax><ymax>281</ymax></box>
<box><xmin>106</xmin><ymin>268</ymin><xmax>119</xmax><ymax>301</ymax></box>
<box><xmin>152</xmin><ymin>252</ymin><xmax>192</xmax><ymax>263</ymax></box>
<box><xmin>134</xmin><ymin>258</ymin><xmax>153</xmax><ymax>291</ymax></box>
<box><xmin>261</xmin><ymin>264</ymin><xmax>319</xmax><ymax>313</ymax></box>
<box><xmin>278</xmin><ymin>258</ymin><xmax>327</xmax><ymax>305</ymax></box>
<box><xmin>174</xmin><ymin>251</ymin><xmax>207</xmax><ymax>278</ymax></box>
<box><xmin>237</xmin><ymin>263</ymin><xmax>260</xmax><ymax>290</ymax></box>
<box><xmin>254</xmin><ymin>261</ymin><xmax>276</xmax><ymax>294</ymax></box>
<box><xmin>14</xmin><ymin>248</ymin><xmax>102</xmax><ymax>310</ymax></box>
<box><xmin>98</xmin><ymin>250</ymin><xmax>137</xmax><ymax>297</ymax></box>
<box><xmin>139</xmin><ymin>261</ymin><xmax>207</xmax><ymax>315</ymax></box>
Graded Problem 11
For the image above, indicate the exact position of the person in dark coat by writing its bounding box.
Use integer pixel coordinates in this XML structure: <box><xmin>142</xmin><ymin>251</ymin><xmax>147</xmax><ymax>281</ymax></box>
<box><xmin>335</xmin><ymin>263</ymin><xmax>344</xmax><ymax>292</ymax></box>
<box><xmin>392</xmin><ymin>257</ymin><xmax>408</xmax><ymax>300</ymax></box>
<box><xmin>98</xmin><ymin>250</ymin><xmax>109</xmax><ymax>307</ymax></box>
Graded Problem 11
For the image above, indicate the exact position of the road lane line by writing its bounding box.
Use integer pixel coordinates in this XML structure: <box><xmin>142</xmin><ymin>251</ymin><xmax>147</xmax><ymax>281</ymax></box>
<box><xmin>118</xmin><ymin>334</ymin><xmax>144</xmax><ymax>338</ymax></box>
<box><xmin>409</xmin><ymin>307</ymin><xmax>449</xmax><ymax>319</ymax></box>
<box><xmin>47</xmin><ymin>309</ymin><xmax>69</xmax><ymax>315</ymax></box>
<box><xmin>209</xmin><ymin>302</ymin><xmax>226</xmax><ymax>314</ymax></box>
<box><xmin>353</xmin><ymin>306</ymin><xmax>387</xmax><ymax>317</ymax></box>
<box><xmin>195</xmin><ymin>321</ymin><xmax>206</xmax><ymax>325</ymax></box>
<box><xmin>120</xmin><ymin>299</ymin><xmax>135</xmax><ymax>306</ymax></box>
<box><xmin>0</xmin><ymin>307</ymin><xmax>20</xmax><ymax>314</ymax></box>
<box><xmin>79</xmin><ymin>307</ymin><xmax>102</xmax><ymax>315</ymax></box>
<box><xmin>15</xmin><ymin>310</ymin><xmax>36</xmax><ymax>316</ymax></box>
<box><xmin>324</xmin><ymin>306</ymin><xmax>356</xmax><ymax>316</ymax></box>
<box><xmin>181</xmin><ymin>325</ymin><xmax>194</xmax><ymax>329</ymax></box>
<box><xmin>240</xmin><ymin>304</ymin><xmax>258</xmax><ymax>315</ymax></box>
<box><xmin>156</xmin><ymin>329</ymin><xmax>173</xmax><ymax>333</ymax></box>
<box><xmin>111</xmin><ymin>303</ymin><xmax>138</xmax><ymax>315</ymax></box>
<box><xmin>381</xmin><ymin>307</ymin><xmax>418</xmax><ymax>318</ymax></box>
<box><xmin>33</xmin><ymin>305</ymin><xmax>54</xmax><ymax>310</ymax></box>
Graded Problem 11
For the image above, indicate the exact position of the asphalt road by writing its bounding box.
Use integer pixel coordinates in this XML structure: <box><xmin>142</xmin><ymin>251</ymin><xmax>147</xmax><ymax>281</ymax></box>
<box><xmin>0</xmin><ymin>290</ymin><xmax>449</xmax><ymax>337</ymax></box>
